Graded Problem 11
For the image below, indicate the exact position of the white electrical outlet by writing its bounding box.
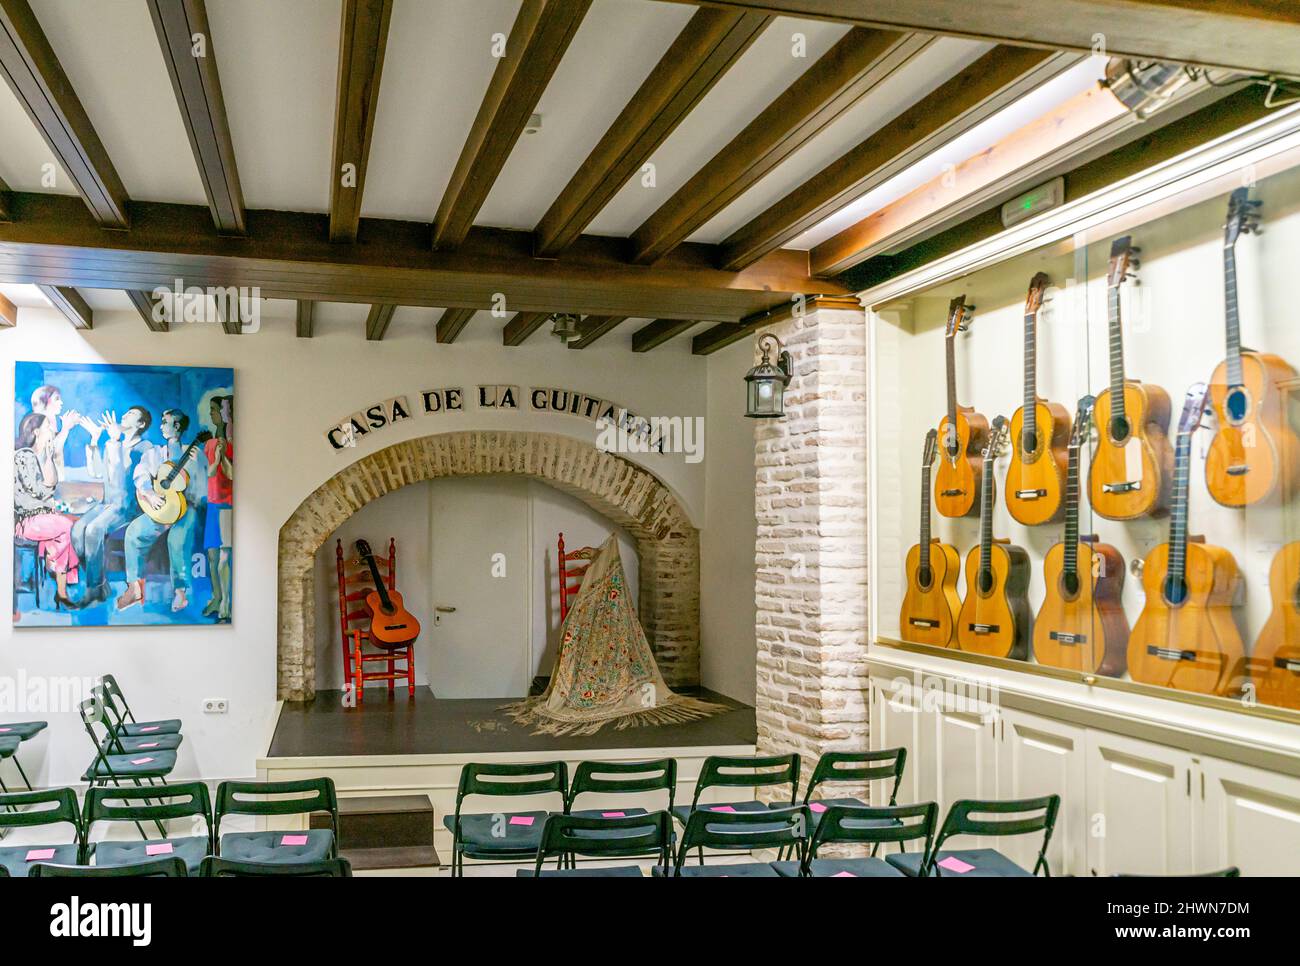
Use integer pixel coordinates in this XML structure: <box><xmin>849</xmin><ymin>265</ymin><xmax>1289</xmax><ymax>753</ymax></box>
<box><xmin>203</xmin><ymin>698</ymin><xmax>228</xmax><ymax>714</ymax></box>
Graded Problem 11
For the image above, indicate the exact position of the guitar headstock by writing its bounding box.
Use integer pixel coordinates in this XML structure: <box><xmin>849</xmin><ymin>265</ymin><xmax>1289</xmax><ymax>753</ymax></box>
<box><xmin>1176</xmin><ymin>382</ymin><xmax>1209</xmax><ymax>437</ymax></box>
<box><xmin>355</xmin><ymin>538</ymin><xmax>374</xmax><ymax>560</ymax></box>
<box><xmin>194</xmin><ymin>430</ymin><xmax>213</xmax><ymax>445</ymax></box>
<box><xmin>1024</xmin><ymin>272</ymin><xmax>1050</xmax><ymax>315</ymax></box>
<box><xmin>1224</xmin><ymin>188</ymin><xmax>1261</xmax><ymax>249</ymax></box>
<box><xmin>984</xmin><ymin>415</ymin><xmax>1009</xmax><ymax>461</ymax></box>
<box><xmin>922</xmin><ymin>428</ymin><xmax>938</xmax><ymax>468</ymax></box>
<box><xmin>945</xmin><ymin>295</ymin><xmax>974</xmax><ymax>337</ymax></box>
<box><xmin>1107</xmin><ymin>236</ymin><xmax>1139</xmax><ymax>286</ymax></box>
<box><xmin>1070</xmin><ymin>395</ymin><xmax>1096</xmax><ymax>448</ymax></box>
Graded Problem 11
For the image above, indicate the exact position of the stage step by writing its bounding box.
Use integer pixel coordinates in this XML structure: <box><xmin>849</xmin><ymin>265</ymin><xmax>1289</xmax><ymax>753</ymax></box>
<box><xmin>312</xmin><ymin>794</ymin><xmax>439</xmax><ymax>871</ymax></box>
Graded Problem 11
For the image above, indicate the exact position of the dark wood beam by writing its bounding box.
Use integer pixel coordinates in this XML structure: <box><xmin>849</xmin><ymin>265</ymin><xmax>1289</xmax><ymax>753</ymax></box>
<box><xmin>0</xmin><ymin>289</ymin><xmax>15</xmax><ymax>326</ymax></box>
<box><xmin>568</xmin><ymin>315</ymin><xmax>627</xmax><ymax>349</ymax></box>
<box><xmin>125</xmin><ymin>290</ymin><xmax>168</xmax><ymax>332</ymax></box>
<box><xmin>533</xmin><ymin>7</ymin><xmax>770</xmax><ymax>258</ymax></box>
<box><xmin>0</xmin><ymin>173</ymin><xmax>11</xmax><ymax>222</ymax></box>
<box><xmin>692</xmin><ymin>294</ymin><xmax>861</xmax><ymax>355</ymax></box>
<box><xmin>632</xmin><ymin>317</ymin><xmax>698</xmax><ymax>352</ymax></box>
<box><xmin>718</xmin><ymin>46</ymin><xmax>1079</xmax><ymax>271</ymax></box>
<box><xmin>296</xmin><ymin>299</ymin><xmax>314</xmax><ymax>337</ymax></box>
<box><xmin>432</xmin><ymin>0</ymin><xmax>591</xmax><ymax>251</ymax></box>
<box><xmin>435</xmin><ymin>307</ymin><xmax>476</xmax><ymax>343</ymax></box>
<box><xmin>502</xmin><ymin>310</ymin><xmax>550</xmax><ymax>346</ymax></box>
<box><xmin>0</xmin><ymin>194</ymin><xmax>843</xmax><ymax>322</ymax></box>
<box><xmin>0</xmin><ymin>0</ymin><xmax>131</xmax><ymax>227</ymax></box>
<box><xmin>147</xmin><ymin>0</ymin><xmax>245</xmax><ymax>235</ymax></box>
<box><xmin>37</xmin><ymin>284</ymin><xmax>91</xmax><ymax>328</ymax></box>
<box><xmin>329</xmin><ymin>0</ymin><xmax>392</xmax><ymax>244</ymax></box>
<box><xmin>668</xmin><ymin>1</ymin><xmax>1300</xmax><ymax>77</ymax></box>
<box><xmin>214</xmin><ymin>297</ymin><xmax>242</xmax><ymax>334</ymax></box>
<box><xmin>365</xmin><ymin>303</ymin><xmax>395</xmax><ymax>341</ymax></box>
<box><xmin>629</xmin><ymin>29</ymin><xmax>929</xmax><ymax>266</ymax></box>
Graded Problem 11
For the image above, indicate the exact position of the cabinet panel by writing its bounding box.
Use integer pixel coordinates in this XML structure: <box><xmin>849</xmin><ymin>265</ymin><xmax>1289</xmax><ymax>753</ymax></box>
<box><xmin>1085</xmin><ymin>730</ymin><xmax>1194</xmax><ymax>876</ymax></box>
<box><xmin>997</xmin><ymin>708</ymin><xmax>1087</xmax><ymax>877</ymax></box>
<box><xmin>871</xmin><ymin>676</ymin><xmax>929</xmax><ymax>806</ymax></box>
<box><xmin>933</xmin><ymin>701</ymin><xmax>998</xmax><ymax>849</ymax></box>
<box><xmin>1197</xmin><ymin>756</ymin><xmax>1300</xmax><ymax>876</ymax></box>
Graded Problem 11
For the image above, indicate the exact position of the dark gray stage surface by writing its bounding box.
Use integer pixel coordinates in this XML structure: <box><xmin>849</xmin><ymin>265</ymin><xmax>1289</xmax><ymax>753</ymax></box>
<box><xmin>268</xmin><ymin>687</ymin><xmax>757</xmax><ymax>758</ymax></box>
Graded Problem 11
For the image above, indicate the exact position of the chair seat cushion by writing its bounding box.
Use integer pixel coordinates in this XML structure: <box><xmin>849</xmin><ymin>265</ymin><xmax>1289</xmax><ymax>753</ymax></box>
<box><xmin>219</xmin><ymin>829</ymin><xmax>334</xmax><ymax>864</ymax></box>
<box><xmin>92</xmin><ymin>836</ymin><xmax>208</xmax><ymax>875</ymax></box>
<box><xmin>82</xmin><ymin>750</ymin><xmax>177</xmax><ymax>780</ymax></box>
<box><xmin>119</xmin><ymin>720</ymin><xmax>182</xmax><ymax>737</ymax></box>
<box><xmin>516</xmin><ymin>865</ymin><xmax>644</xmax><ymax>877</ymax></box>
<box><xmin>565</xmin><ymin>808</ymin><xmax>664</xmax><ymax>850</ymax></box>
<box><xmin>0</xmin><ymin>721</ymin><xmax>47</xmax><ymax>741</ymax></box>
<box><xmin>443</xmin><ymin>811</ymin><xmax>549</xmax><ymax>856</ymax></box>
<box><xmin>886</xmin><ymin>848</ymin><xmax>1032</xmax><ymax>878</ymax></box>
<box><xmin>0</xmin><ymin>843</ymin><xmax>79</xmax><ymax>877</ymax></box>
<box><xmin>771</xmin><ymin>857</ymin><xmax>906</xmax><ymax>878</ymax></box>
<box><xmin>670</xmin><ymin>800</ymin><xmax>772</xmax><ymax>825</ymax></box>
<box><xmin>0</xmin><ymin>736</ymin><xmax>19</xmax><ymax>757</ymax></box>
<box><xmin>107</xmin><ymin>733</ymin><xmax>184</xmax><ymax>753</ymax></box>
<box><xmin>652</xmin><ymin>862</ymin><xmax>780</xmax><ymax>877</ymax></box>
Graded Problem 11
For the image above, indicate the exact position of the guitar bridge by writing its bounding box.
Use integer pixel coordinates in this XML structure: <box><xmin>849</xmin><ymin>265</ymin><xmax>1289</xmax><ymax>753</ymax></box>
<box><xmin>968</xmin><ymin>623</ymin><xmax>1000</xmax><ymax>635</ymax></box>
<box><xmin>940</xmin><ymin>488</ymin><xmax>966</xmax><ymax>497</ymax></box>
<box><xmin>908</xmin><ymin>618</ymin><xmax>939</xmax><ymax>628</ymax></box>
<box><xmin>1227</xmin><ymin>465</ymin><xmax>1250</xmax><ymax>477</ymax></box>
<box><xmin>1146</xmin><ymin>645</ymin><xmax>1195</xmax><ymax>662</ymax></box>
<box><xmin>1049</xmin><ymin>631</ymin><xmax>1086</xmax><ymax>645</ymax></box>
<box><xmin>1015</xmin><ymin>489</ymin><xmax>1047</xmax><ymax>500</ymax></box>
<box><xmin>1275</xmin><ymin>657</ymin><xmax>1300</xmax><ymax>674</ymax></box>
<box><xmin>1102</xmin><ymin>481</ymin><xmax>1140</xmax><ymax>493</ymax></box>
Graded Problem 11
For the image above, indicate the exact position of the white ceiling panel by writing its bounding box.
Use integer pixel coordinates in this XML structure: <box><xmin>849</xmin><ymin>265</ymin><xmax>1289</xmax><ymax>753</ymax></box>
<box><xmin>0</xmin><ymin>65</ymin><xmax>75</xmax><ymax>194</ymax></box>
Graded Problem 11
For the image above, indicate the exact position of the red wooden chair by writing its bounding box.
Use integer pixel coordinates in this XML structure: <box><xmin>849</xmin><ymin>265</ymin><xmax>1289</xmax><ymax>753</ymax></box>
<box><xmin>335</xmin><ymin>538</ymin><xmax>415</xmax><ymax>701</ymax></box>
<box><xmin>558</xmin><ymin>532</ymin><xmax>600</xmax><ymax>623</ymax></box>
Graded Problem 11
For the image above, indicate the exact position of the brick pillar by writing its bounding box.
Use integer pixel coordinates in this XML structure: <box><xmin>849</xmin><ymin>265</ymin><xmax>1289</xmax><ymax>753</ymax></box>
<box><xmin>754</xmin><ymin>298</ymin><xmax>870</xmax><ymax>798</ymax></box>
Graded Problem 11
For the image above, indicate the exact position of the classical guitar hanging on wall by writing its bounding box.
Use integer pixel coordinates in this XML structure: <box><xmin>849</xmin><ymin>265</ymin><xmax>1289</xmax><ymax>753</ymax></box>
<box><xmin>900</xmin><ymin>429</ymin><xmax>960</xmax><ymax>646</ymax></box>
<box><xmin>934</xmin><ymin>295</ymin><xmax>988</xmax><ymax>519</ymax></box>
<box><xmin>1254</xmin><ymin>541</ymin><xmax>1300</xmax><ymax>710</ymax></box>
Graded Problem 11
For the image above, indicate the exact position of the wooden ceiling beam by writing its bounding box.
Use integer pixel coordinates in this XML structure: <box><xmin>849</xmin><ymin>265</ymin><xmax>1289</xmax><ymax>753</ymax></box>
<box><xmin>502</xmin><ymin>310</ymin><xmax>550</xmax><ymax>346</ymax></box>
<box><xmin>329</xmin><ymin>0</ymin><xmax>393</xmax><ymax>244</ymax></box>
<box><xmin>0</xmin><ymin>0</ymin><xmax>131</xmax><ymax>227</ymax></box>
<box><xmin>692</xmin><ymin>294</ymin><xmax>860</xmax><ymax>355</ymax></box>
<box><xmin>568</xmin><ymin>315</ymin><xmax>627</xmax><ymax>349</ymax></box>
<box><xmin>718</xmin><ymin>46</ymin><xmax>1080</xmax><ymax>271</ymax></box>
<box><xmin>296</xmin><ymin>299</ymin><xmax>314</xmax><ymax>338</ymax></box>
<box><xmin>632</xmin><ymin>317</ymin><xmax>698</xmax><ymax>352</ymax></box>
<box><xmin>533</xmin><ymin>7</ymin><xmax>770</xmax><ymax>258</ymax></box>
<box><xmin>660</xmin><ymin>0</ymin><xmax>1300</xmax><ymax>78</ymax></box>
<box><xmin>0</xmin><ymin>194</ymin><xmax>843</xmax><ymax>322</ymax></box>
<box><xmin>432</xmin><ymin>0</ymin><xmax>591</xmax><ymax>251</ymax></box>
<box><xmin>147</xmin><ymin>0</ymin><xmax>245</xmax><ymax>235</ymax></box>
<box><xmin>365</xmin><ymin>303</ymin><xmax>395</xmax><ymax>341</ymax></box>
<box><xmin>435</xmin><ymin>307</ymin><xmax>476</xmax><ymax>343</ymax></box>
<box><xmin>37</xmin><ymin>284</ymin><xmax>91</xmax><ymax>329</ymax></box>
<box><xmin>0</xmin><ymin>289</ymin><xmax>15</xmax><ymax>327</ymax></box>
<box><xmin>125</xmin><ymin>290</ymin><xmax>168</xmax><ymax>332</ymax></box>
<box><xmin>629</xmin><ymin>28</ymin><xmax>931</xmax><ymax>266</ymax></box>
<box><xmin>0</xmin><ymin>173</ymin><xmax>11</xmax><ymax>222</ymax></box>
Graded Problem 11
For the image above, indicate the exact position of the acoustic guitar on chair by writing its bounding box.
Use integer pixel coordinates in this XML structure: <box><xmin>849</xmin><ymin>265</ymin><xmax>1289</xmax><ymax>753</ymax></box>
<box><xmin>1089</xmin><ymin>236</ymin><xmax>1173</xmax><ymax>520</ymax></box>
<box><xmin>1254</xmin><ymin>541</ymin><xmax>1300</xmax><ymax>710</ymax></box>
<box><xmin>355</xmin><ymin>538</ymin><xmax>421</xmax><ymax>648</ymax></box>
<box><xmin>900</xmin><ymin>429</ymin><xmax>960</xmax><ymax>647</ymax></box>
<box><xmin>957</xmin><ymin>416</ymin><xmax>1031</xmax><ymax>660</ymax></box>
<box><xmin>1206</xmin><ymin>188</ymin><xmax>1299</xmax><ymax>507</ymax></box>
<box><xmin>934</xmin><ymin>295</ymin><xmax>988</xmax><ymax>519</ymax></box>
<box><xmin>1129</xmin><ymin>384</ymin><xmax>1245</xmax><ymax>696</ymax></box>
<box><xmin>1033</xmin><ymin>395</ymin><xmax>1128</xmax><ymax>676</ymax></box>
<box><xmin>136</xmin><ymin>431</ymin><xmax>212</xmax><ymax>525</ymax></box>
<box><xmin>1006</xmin><ymin>272</ymin><xmax>1070</xmax><ymax>526</ymax></box>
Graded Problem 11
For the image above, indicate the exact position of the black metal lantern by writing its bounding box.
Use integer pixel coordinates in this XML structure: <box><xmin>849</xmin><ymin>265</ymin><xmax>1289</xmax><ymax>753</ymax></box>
<box><xmin>550</xmin><ymin>312</ymin><xmax>580</xmax><ymax>342</ymax></box>
<box><xmin>745</xmin><ymin>333</ymin><xmax>792</xmax><ymax>418</ymax></box>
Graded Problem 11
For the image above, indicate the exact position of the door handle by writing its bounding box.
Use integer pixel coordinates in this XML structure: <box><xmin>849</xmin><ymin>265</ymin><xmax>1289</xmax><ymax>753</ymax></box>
<box><xmin>435</xmin><ymin>606</ymin><xmax>457</xmax><ymax>613</ymax></box>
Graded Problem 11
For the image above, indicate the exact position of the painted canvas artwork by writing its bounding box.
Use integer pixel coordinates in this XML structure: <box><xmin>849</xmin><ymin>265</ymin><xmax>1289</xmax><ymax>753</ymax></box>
<box><xmin>13</xmin><ymin>362</ymin><xmax>234</xmax><ymax>627</ymax></box>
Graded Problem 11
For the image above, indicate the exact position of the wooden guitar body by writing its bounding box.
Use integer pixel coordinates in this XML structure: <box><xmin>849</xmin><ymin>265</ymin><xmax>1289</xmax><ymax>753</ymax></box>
<box><xmin>900</xmin><ymin>539</ymin><xmax>961</xmax><ymax>646</ymax></box>
<box><xmin>956</xmin><ymin>543</ymin><xmax>1031</xmax><ymax>659</ymax></box>
<box><xmin>1254</xmin><ymin>541</ymin><xmax>1300</xmax><ymax>710</ymax></box>
<box><xmin>364</xmin><ymin>588</ymin><xmax>421</xmax><ymax>648</ymax></box>
<box><xmin>1206</xmin><ymin>351</ymin><xmax>1299</xmax><ymax>507</ymax></box>
<box><xmin>1033</xmin><ymin>540</ymin><xmax>1128</xmax><ymax>676</ymax></box>
<box><xmin>1089</xmin><ymin>380</ymin><xmax>1173</xmax><ymax>520</ymax></box>
<box><xmin>935</xmin><ymin>407</ymin><xmax>988</xmax><ymax>518</ymax></box>
<box><xmin>1005</xmin><ymin>399</ymin><xmax>1070</xmax><ymax>526</ymax></box>
<box><xmin>1129</xmin><ymin>542</ymin><xmax>1245</xmax><ymax>696</ymax></box>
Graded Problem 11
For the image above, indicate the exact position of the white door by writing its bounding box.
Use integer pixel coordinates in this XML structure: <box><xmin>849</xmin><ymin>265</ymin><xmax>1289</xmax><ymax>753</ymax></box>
<box><xmin>428</xmin><ymin>477</ymin><xmax>531</xmax><ymax>698</ymax></box>
<box><xmin>997</xmin><ymin>708</ymin><xmax>1087</xmax><ymax>876</ymax></box>
<box><xmin>1085</xmin><ymin>730</ymin><xmax>1194</xmax><ymax>876</ymax></box>
<box><xmin>1196</xmin><ymin>755</ymin><xmax>1300</xmax><ymax>876</ymax></box>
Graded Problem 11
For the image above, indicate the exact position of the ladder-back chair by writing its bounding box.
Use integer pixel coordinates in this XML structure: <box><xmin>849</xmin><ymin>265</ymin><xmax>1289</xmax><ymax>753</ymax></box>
<box><xmin>558</xmin><ymin>532</ymin><xmax>599</xmax><ymax>623</ymax></box>
<box><xmin>336</xmin><ymin>538</ymin><xmax>415</xmax><ymax>700</ymax></box>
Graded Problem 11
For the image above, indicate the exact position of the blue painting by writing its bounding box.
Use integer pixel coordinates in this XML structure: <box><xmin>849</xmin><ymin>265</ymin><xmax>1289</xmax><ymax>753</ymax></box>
<box><xmin>13</xmin><ymin>362</ymin><xmax>234</xmax><ymax>627</ymax></box>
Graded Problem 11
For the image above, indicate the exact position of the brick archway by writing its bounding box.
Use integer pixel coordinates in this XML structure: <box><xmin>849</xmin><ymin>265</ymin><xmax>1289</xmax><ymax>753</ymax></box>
<box><xmin>276</xmin><ymin>430</ymin><xmax>700</xmax><ymax>700</ymax></box>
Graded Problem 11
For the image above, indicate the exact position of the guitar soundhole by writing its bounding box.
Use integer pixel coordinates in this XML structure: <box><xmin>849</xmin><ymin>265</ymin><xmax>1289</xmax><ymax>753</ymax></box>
<box><xmin>977</xmin><ymin>569</ymin><xmax>994</xmax><ymax>595</ymax></box>
<box><xmin>1225</xmin><ymin>386</ymin><xmax>1249</xmax><ymax>424</ymax></box>
<box><xmin>1061</xmin><ymin>572</ymin><xmax>1081</xmax><ymax>599</ymax></box>
<box><xmin>917</xmin><ymin>567</ymin><xmax>933</xmax><ymax>591</ymax></box>
<box><xmin>1109</xmin><ymin>416</ymin><xmax>1130</xmax><ymax>444</ymax></box>
<box><xmin>1163</xmin><ymin>575</ymin><xmax>1189</xmax><ymax>607</ymax></box>
<box><xmin>1021</xmin><ymin>430</ymin><xmax>1038</xmax><ymax>455</ymax></box>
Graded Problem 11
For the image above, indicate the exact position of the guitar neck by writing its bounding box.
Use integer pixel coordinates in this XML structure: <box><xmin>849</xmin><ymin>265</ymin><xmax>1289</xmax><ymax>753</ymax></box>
<box><xmin>160</xmin><ymin>442</ymin><xmax>200</xmax><ymax>488</ymax></box>
<box><xmin>362</xmin><ymin>551</ymin><xmax>394</xmax><ymax>611</ymax></box>
<box><xmin>979</xmin><ymin>453</ymin><xmax>996</xmax><ymax>576</ymax></box>
<box><xmin>1023</xmin><ymin>311</ymin><xmax>1038</xmax><ymax>438</ymax></box>
<box><xmin>1062</xmin><ymin>441</ymin><xmax>1081</xmax><ymax>577</ymax></box>
<box><xmin>919</xmin><ymin>465</ymin><xmax>932</xmax><ymax>569</ymax></box>
<box><xmin>1107</xmin><ymin>283</ymin><xmax>1127</xmax><ymax>422</ymax></box>
<box><xmin>945</xmin><ymin>334</ymin><xmax>958</xmax><ymax>438</ymax></box>
<box><xmin>1223</xmin><ymin>245</ymin><xmax>1244</xmax><ymax>386</ymax></box>
<box><xmin>1168</xmin><ymin>434</ymin><xmax>1193</xmax><ymax>584</ymax></box>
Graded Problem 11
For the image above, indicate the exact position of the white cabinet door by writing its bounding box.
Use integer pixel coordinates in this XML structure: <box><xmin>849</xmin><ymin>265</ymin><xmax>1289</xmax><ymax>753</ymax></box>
<box><xmin>870</xmin><ymin>674</ymin><xmax>929</xmax><ymax>806</ymax></box>
<box><xmin>1085</xmin><ymin>730</ymin><xmax>1195</xmax><ymax>876</ymax></box>
<box><xmin>997</xmin><ymin>708</ymin><xmax>1087</xmax><ymax>877</ymax></box>
<box><xmin>1196</xmin><ymin>755</ymin><xmax>1300</xmax><ymax>876</ymax></box>
<box><xmin>932</xmin><ymin>695</ymin><xmax>998</xmax><ymax>850</ymax></box>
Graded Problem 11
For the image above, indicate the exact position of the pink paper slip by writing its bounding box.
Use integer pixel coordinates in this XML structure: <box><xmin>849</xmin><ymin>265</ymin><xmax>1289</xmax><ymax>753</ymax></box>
<box><xmin>280</xmin><ymin>834</ymin><xmax>309</xmax><ymax>847</ymax></box>
<box><xmin>136</xmin><ymin>742</ymin><xmax>160</xmax><ymax>749</ymax></box>
<box><xmin>0</xmin><ymin>728</ymin><xmax>11</xmax><ymax>733</ymax></box>
<box><xmin>709</xmin><ymin>805</ymin><xmax>738</xmax><ymax>813</ymax></box>
<box><xmin>937</xmin><ymin>856</ymin><xmax>976</xmax><ymax>874</ymax></box>
<box><xmin>809</xmin><ymin>803</ymin><xmax>828</xmax><ymax>813</ymax></box>
<box><xmin>137</xmin><ymin>726</ymin><xmax>160</xmax><ymax>733</ymax></box>
<box><xmin>25</xmin><ymin>849</ymin><xmax>56</xmax><ymax>861</ymax></box>
<box><xmin>129</xmin><ymin>757</ymin><xmax>155</xmax><ymax>765</ymax></box>
<box><xmin>509</xmin><ymin>815</ymin><xmax>536</xmax><ymax>827</ymax></box>
<box><xmin>832</xmin><ymin>871</ymin><xmax>857</xmax><ymax>877</ymax></box>
<box><xmin>145</xmin><ymin>843</ymin><xmax>174</xmax><ymax>856</ymax></box>
<box><xmin>601</xmin><ymin>811</ymin><xmax>626</xmax><ymax>818</ymax></box>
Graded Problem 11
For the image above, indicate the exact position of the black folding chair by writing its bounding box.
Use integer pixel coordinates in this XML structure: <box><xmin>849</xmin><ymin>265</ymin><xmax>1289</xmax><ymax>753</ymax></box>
<box><xmin>518</xmin><ymin>811</ymin><xmax>672</xmax><ymax>877</ymax></box>
<box><xmin>201</xmin><ymin>856</ymin><xmax>352</xmax><ymax>877</ymax></box>
<box><xmin>887</xmin><ymin>796</ymin><xmax>1060</xmax><ymax>877</ymax></box>
<box><xmin>771</xmin><ymin>802</ymin><xmax>938</xmax><ymax>877</ymax></box>
<box><xmin>655</xmin><ymin>805</ymin><xmax>810</xmax><ymax>877</ymax></box>
<box><xmin>444</xmin><ymin>761</ymin><xmax>568</xmax><ymax>876</ymax></box>
<box><xmin>31</xmin><ymin>856</ymin><xmax>188</xmax><ymax>877</ymax></box>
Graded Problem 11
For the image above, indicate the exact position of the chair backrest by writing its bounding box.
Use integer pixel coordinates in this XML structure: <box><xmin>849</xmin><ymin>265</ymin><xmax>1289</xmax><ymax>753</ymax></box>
<box><xmin>566</xmin><ymin>759</ymin><xmax>676</xmax><ymax>812</ymax></box>
<box><xmin>532</xmin><ymin>811</ymin><xmax>672</xmax><ymax>874</ymax></box>
<box><xmin>0</xmin><ymin>787</ymin><xmax>81</xmax><ymax>844</ymax></box>
<box><xmin>807</xmin><ymin>802</ymin><xmax>938</xmax><ymax>863</ymax></box>
<box><xmin>674</xmin><ymin>805</ymin><xmax>810</xmax><ymax>874</ymax></box>
<box><xmin>97</xmin><ymin>673</ymin><xmax>135</xmax><ymax>724</ymax></box>
<box><xmin>201</xmin><ymin>856</ymin><xmax>353</xmax><ymax>877</ymax></box>
<box><xmin>214</xmin><ymin>778</ymin><xmax>339</xmax><ymax>845</ymax></box>
<box><xmin>455</xmin><ymin>761</ymin><xmax>568</xmax><ymax>817</ymax></box>
<box><xmin>32</xmin><ymin>856</ymin><xmax>188</xmax><ymax>878</ymax></box>
<box><xmin>84</xmin><ymin>781</ymin><xmax>212</xmax><ymax>851</ymax></box>
<box><xmin>336</xmin><ymin>538</ymin><xmax>397</xmax><ymax>675</ymax></box>
<box><xmin>692</xmin><ymin>753</ymin><xmax>800</xmax><ymax>807</ymax></box>
<box><xmin>805</xmin><ymin>748</ymin><xmax>906</xmax><ymax>805</ymax></box>
<box><xmin>933</xmin><ymin>796</ymin><xmax>1061</xmax><ymax>876</ymax></box>
<box><xmin>557</xmin><ymin>532</ymin><xmax>598</xmax><ymax>622</ymax></box>
<box><xmin>79</xmin><ymin>690</ymin><xmax>126</xmax><ymax>754</ymax></box>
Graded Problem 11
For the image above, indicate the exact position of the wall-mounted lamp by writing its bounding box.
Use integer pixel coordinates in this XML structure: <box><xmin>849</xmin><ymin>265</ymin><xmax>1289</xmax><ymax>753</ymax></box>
<box><xmin>550</xmin><ymin>312</ymin><xmax>580</xmax><ymax>342</ymax></box>
<box><xmin>744</xmin><ymin>333</ymin><xmax>792</xmax><ymax>418</ymax></box>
